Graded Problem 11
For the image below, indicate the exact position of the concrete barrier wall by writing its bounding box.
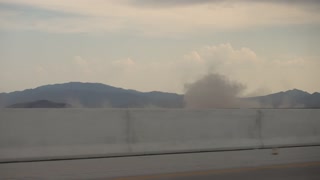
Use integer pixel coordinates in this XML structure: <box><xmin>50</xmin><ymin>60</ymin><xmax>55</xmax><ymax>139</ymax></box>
<box><xmin>129</xmin><ymin>109</ymin><xmax>261</xmax><ymax>153</ymax></box>
<box><xmin>0</xmin><ymin>109</ymin><xmax>130</xmax><ymax>161</ymax></box>
<box><xmin>260</xmin><ymin>109</ymin><xmax>320</xmax><ymax>147</ymax></box>
<box><xmin>0</xmin><ymin>109</ymin><xmax>319</xmax><ymax>162</ymax></box>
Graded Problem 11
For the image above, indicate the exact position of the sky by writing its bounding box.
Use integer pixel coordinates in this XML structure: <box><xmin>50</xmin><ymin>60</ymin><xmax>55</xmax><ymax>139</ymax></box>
<box><xmin>0</xmin><ymin>0</ymin><xmax>320</xmax><ymax>95</ymax></box>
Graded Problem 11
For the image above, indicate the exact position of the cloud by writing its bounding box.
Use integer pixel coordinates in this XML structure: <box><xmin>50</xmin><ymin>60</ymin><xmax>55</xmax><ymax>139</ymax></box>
<box><xmin>0</xmin><ymin>0</ymin><xmax>320</xmax><ymax>35</ymax></box>
<box><xmin>131</xmin><ymin>0</ymin><xmax>320</xmax><ymax>8</ymax></box>
<box><xmin>181</xmin><ymin>43</ymin><xmax>320</xmax><ymax>95</ymax></box>
<box><xmin>0</xmin><ymin>2</ymin><xmax>83</xmax><ymax>19</ymax></box>
<box><xmin>112</xmin><ymin>58</ymin><xmax>135</xmax><ymax>67</ymax></box>
<box><xmin>130</xmin><ymin>0</ymin><xmax>220</xmax><ymax>7</ymax></box>
<box><xmin>184</xmin><ymin>43</ymin><xmax>259</xmax><ymax>73</ymax></box>
<box><xmin>66</xmin><ymin>43</ymin><xmax>314</xmax><ymax>95</ymax></box>
<box><xmin>273</xmin><ymin>57</ymin><xmax>306</xmax><ymax>66</ymax></box>
<box><xmin>184</xmin><ymin>51</ymin><xmax>204</xmax><ymax>63</ymax></box>
<box><xmin>182</xmin><ymin>43</ymin><xmax>319</xmax><ymax>108</ymax></box>
<box><xmin>0</xmin><ymin>1</ymin><xmax>124</xmax><ymax>33</ymax></box>
<box><xmin>73</xmin><ymin>56</ymin><xmax>92</xmax><ymax>73</ymax></box>
<box><xmin>0</xmin><ymin>34</ymin><xmax>319</xmax><ymax>94</ymax></box>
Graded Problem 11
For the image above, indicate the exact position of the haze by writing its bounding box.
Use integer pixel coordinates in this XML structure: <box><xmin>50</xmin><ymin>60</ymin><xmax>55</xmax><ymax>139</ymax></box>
<box><xmin>0</xmin><ymin>0</ymin><xmax>320</xmax><ymax>95</ymax></box>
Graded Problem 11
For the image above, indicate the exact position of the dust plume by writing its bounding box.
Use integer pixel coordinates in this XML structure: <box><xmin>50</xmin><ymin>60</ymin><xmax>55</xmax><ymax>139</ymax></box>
<box><xmin>184</xmin><ymin>73</ymin><xmax>247</xmax><ymax>108</ymax></box>
<box><xmin>66</xmin><ymin>98</ymin><xmax>85</xmax><ymax>108</ymax></box>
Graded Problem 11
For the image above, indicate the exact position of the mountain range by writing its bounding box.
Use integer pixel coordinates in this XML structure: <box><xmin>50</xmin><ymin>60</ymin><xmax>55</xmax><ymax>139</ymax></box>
<box><xmin>0</xmin><ymin>82</ymin><xmax>184</xmax><ymax>108</ymax></box>
<box><xmin>247</xmin><ymin>89</ymin><xmax>320</xmax><ymax>108</ymax></box>
<box><xmin>1</xmin><ymin>82</ymin><xmax>319</xmax><ymax>108</ymax></box>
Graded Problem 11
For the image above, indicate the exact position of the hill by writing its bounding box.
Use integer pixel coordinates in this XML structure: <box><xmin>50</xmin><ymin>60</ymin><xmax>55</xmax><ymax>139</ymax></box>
<box><xmin>1</xmin><ymin>83</ymin><xmax>319</xmax><ymax>108</ymax></box>
<box><xmin>0</xmin><ymin>82</ymin><xmax>184</xmax><ymax>108</ymax></box>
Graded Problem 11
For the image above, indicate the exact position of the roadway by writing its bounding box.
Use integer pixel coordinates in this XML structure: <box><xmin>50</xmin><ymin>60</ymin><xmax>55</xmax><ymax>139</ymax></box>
<box><xmin>115</xmin><ymin>162</ymin><xmax>320</xmax><ymax>180</ymax></box>
<box><xmin>1</xmin><ymin>146</ymin><xmax>320</xmax><ymax>179</ymax></box>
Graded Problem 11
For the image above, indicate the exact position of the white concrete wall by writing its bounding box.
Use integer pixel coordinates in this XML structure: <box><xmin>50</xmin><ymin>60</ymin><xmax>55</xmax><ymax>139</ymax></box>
<box><xmin>260</xmin><ymin>109</ymin><xmax>320</xmax><ymax>147</ymax></box>
<box><xmin>129</xmin><ymin>109</ymin><xmax>261</xmax><ymax>153</ymax></box>
<box><xmin>0</xmin><ymin>109</ymin><xmax>319</xmax><ymax>162</ymax></box>
<box><xmin>0</xmin><ymin>109</ymin><xmax>130</xmax><ymax>161</ymax></box>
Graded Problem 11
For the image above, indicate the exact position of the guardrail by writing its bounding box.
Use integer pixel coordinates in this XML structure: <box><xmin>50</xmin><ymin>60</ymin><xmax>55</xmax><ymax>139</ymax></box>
<box><xmin>1</xmin><ymin>109</ymin><xmax>319</xmax><ymax>162</ymax></box>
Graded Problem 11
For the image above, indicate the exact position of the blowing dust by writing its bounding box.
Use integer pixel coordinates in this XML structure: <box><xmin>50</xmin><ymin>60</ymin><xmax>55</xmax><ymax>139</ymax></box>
<box><xmin>184</xmin><ymin>73</ymin><xmax>258</xmax><ymax>108</ymax></box>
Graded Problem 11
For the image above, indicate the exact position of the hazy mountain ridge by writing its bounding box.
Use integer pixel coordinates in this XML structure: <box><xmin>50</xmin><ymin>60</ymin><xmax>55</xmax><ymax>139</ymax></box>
<box><xmin>1</xmin><ymin>82</ymin><xmax>185</xmax><ymax>108</ymax></box>
<box><xmin>1</xmin><ymin>83</ymin><xmax>320</xmax><ymax>108</ymax></box>
<box><xmin>246</xmin><ymin>89</ymin><xmax>320</xmax><ymax>108</ymax></box>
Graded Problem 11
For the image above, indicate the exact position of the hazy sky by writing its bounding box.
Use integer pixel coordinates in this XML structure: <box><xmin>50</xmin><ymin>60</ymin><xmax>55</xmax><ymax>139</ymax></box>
<box><xmin>1</xmin><ymin>0</ymin><xmax>320</xmax><ymax>95</ymax></box>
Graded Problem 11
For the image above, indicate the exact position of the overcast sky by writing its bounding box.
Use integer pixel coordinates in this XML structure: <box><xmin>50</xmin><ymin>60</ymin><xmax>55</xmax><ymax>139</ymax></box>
<box><xmin>0</xmin><ymin>0</ymin><xmax>320</xmax><ymax>95</ymax></box>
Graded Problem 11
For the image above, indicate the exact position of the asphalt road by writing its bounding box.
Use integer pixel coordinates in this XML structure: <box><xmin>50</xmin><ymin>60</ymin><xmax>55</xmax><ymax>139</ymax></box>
<box><xmin>114</xmin><ymin>162</ymin><xmax>320</xmax><ymax>180</ymax></box>
<box><xmin>1</xmin><ymin>146</ymin><xmax>320</xmax><ymax>179</ymax></box>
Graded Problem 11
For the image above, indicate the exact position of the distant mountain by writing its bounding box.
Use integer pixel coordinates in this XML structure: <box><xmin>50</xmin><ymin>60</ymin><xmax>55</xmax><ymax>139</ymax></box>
<box><xmin>304</xmin><ymin>92</ymin><xmax>320</xmax><ymax>108</ymax></box>
<box><xmin>7</xmin><ymin>100</ymin><xmax>70</xmax><ymax>108</ymax></box>
<box><xmin>0</xmin><ymin>82</ymin><xmax>184</xmax><ymax>108</ymax></box>
<box><xmin>247</xmin><ymin>89</ymin><xmax>320</xmax><ymax>108</ymax></box>
<box><xmin>1</xmin><ymin>83</ymin><xmax>319</xmax><ymax>108</ymax></box>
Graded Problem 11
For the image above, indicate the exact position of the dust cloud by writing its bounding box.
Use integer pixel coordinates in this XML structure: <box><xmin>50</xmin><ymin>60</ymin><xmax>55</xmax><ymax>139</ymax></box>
<box><xmin>184</xmin><ymin>73</ymin><xmax>253</xmax><ymax>108</ymax></box>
